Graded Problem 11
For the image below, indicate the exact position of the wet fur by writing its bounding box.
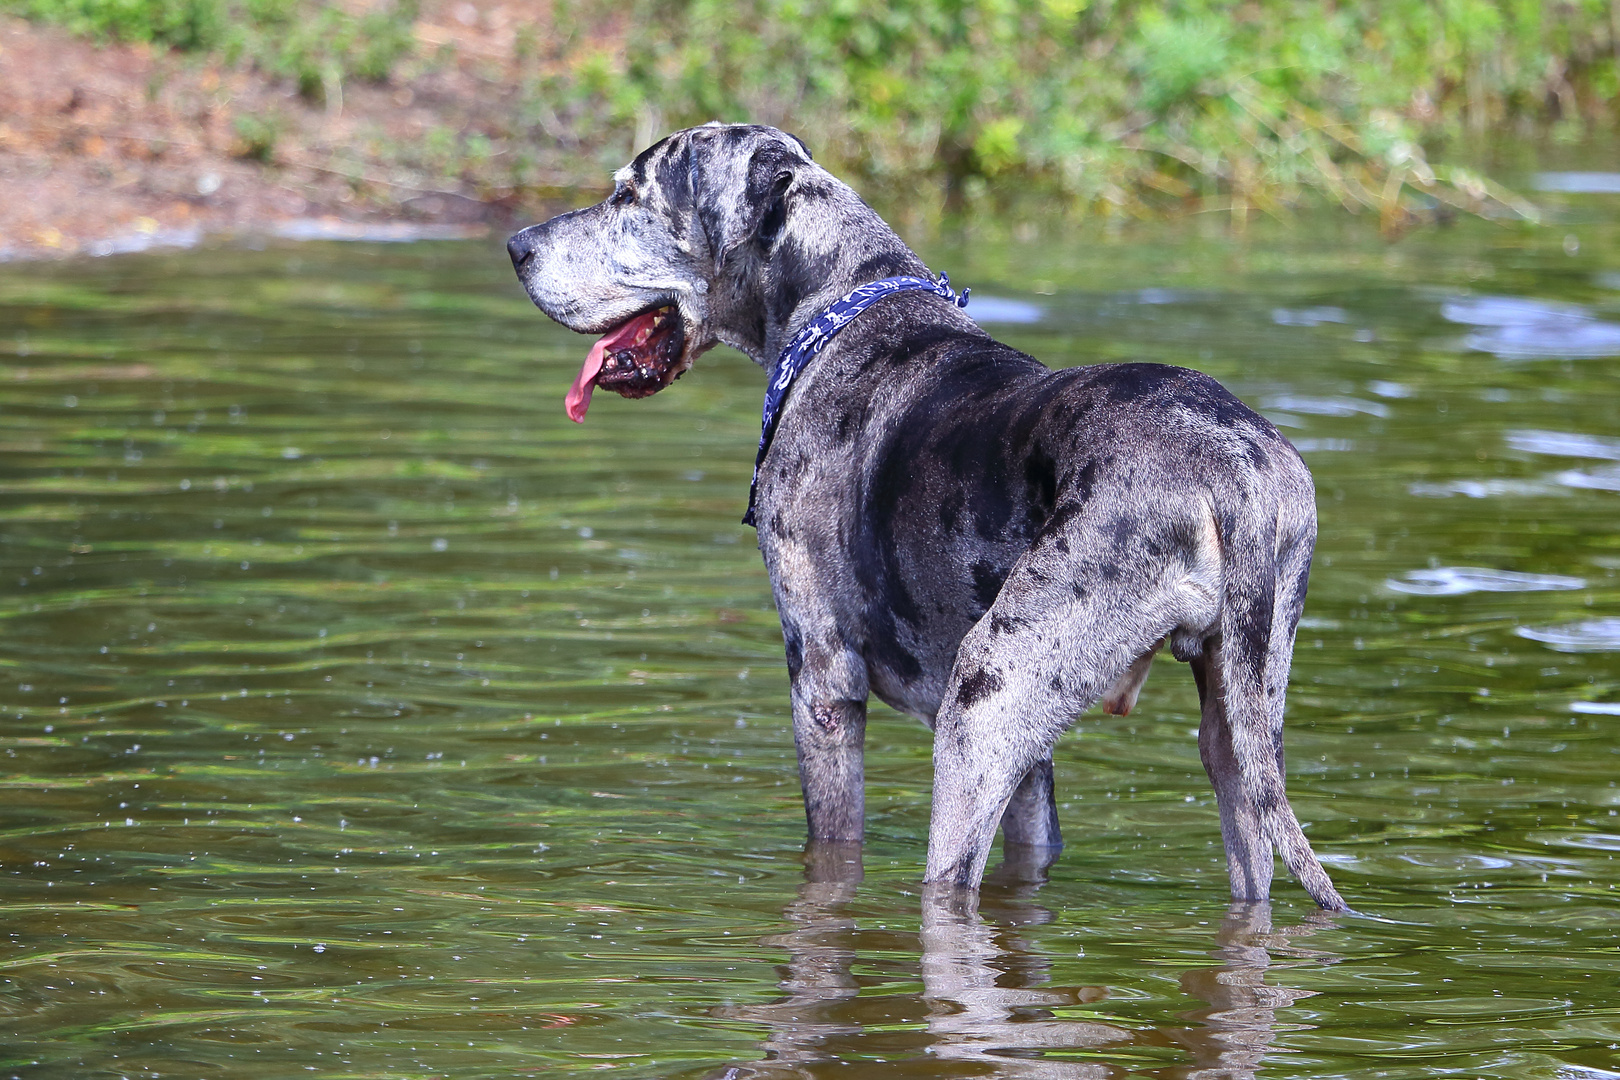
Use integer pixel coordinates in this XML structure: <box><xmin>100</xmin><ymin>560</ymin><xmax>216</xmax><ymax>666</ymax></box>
<box><xmin>508</xmin><ymin>123</ymin><xmax>1346</xmax><ymax>909</ymax></box>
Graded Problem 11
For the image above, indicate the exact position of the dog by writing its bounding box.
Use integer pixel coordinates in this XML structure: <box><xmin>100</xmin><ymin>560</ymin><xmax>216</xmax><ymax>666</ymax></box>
<box><xmin>508</xmin><ymin>123</ymin><xmax>1346</xmax><ymax>910</ymax></box>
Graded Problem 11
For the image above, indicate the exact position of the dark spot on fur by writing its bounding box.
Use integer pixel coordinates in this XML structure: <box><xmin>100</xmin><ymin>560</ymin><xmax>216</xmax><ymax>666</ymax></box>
<box><xmin>1107</xmin><ymin>514</ymin><xmax>1136</xmax><ymax>550</ymax></box>
<box><xmin>1286</xmin><ymin>550</ymin><xmax>1314</xmax><ymax>626</ymax></box>
<box><xmin>1073</xmin><ymin>458</ymin><xmax>1100</xmax><ymax>503</ymax></box>
<box><xmin>812</xmin><ymin>702</ymin><xmax>842</xmax><ymax>732</ymax></box>
<box><xmin>834</xmin><ymin>409</ymin><xmax>856</xmax><ymax>443</ymax></box>
<box><xmin>654</xmin><ymin>143</ymin><xmax>694</xmax><ymax>219</ymax></box>
<box><xmin>629</xmin><ymin>133</ymin><xmax>677</xmax><ymax>187</ymax></box>
<box><xmin>891</xmin><ymin>324</ymin><xmax>970</xmax><ymax>360</ymax></box>
<box><xmin>768</xmin><ymin>234</ymin><xmax>837</xmax><ymax>327</ymax></box>
<box><xmin>1227</xmin><ymin>563</ymin><xmax>1278</xmax><ymax>673</ymax></box>
<box><xmin>1050</xmin><ymin>674</ymin><xmax>1064</xmax><ymax>692</ymax></box>
<box><xmin>1035</xmin><ymin>498</ymin><xmax>1085</xmax><ymax>548</ymax></box>
<box><xmin>945</xmin><ymin>854</ymin><xmax>977</xmax><ymax>887</ymax></box>
<box><xmin>955</xmin><ymin>667</ymin><xmax>1003</xmax><ymax>708</ymax></box>
<box><xmin>757</xmin><ymin>195</ymin><xmax>788</xmax><ymax>246</ymax></box>
<box><xmin>1024</xmin><ymin>445</ymin><xmax>1057</xmax><ymax>519</ymax></box>
<box><xmin>782</xmin><ymin>621</ymin><xmax>804</xmax><ymax>680</ymax></box>
<box><xmin>968</xmin><ymin>476</ymin><xmax>1016</xmax><ymax>541</ymax></box>
<box><xmin>864</xmin><ymin>634</ymin><xmax>922</xmax><ymax>682</ymax></box>
<box><xmin>1097</xmin><ymin>363</ymin><xmax>1168</xmax><ymax>406</ymax></box>
<box><xmin>971</xmin><ymin>560</ymin><xmax>1005</xmax><ymax>613</ymax></box>
<box><xmin>852</xmin><ymin>252</ymin><xmax>918</xmax><ymax>282</ymax></box>
<box><xmin>990</xmin><ymin>612</ymin><xmax>1025</xmax><ymax>635</ymax></box>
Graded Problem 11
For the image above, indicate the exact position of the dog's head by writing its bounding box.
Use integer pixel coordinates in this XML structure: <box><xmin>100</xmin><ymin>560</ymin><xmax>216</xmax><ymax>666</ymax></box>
<box><xmin>508</xmin><ymin>123</ymin><xmax>818</xmax><ymax>422</ymax></box>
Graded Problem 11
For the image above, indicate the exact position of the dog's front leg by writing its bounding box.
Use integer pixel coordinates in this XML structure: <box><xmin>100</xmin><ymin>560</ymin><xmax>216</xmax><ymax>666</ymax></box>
<box><xmin>793</xmin><ymin>691</ymin><xmax>867</xmax><ymax>842</ymax></box>
<box><xmin>788</xmin><ymin>643</ymin><xmax>870</xmax><ymax>843</ymax></box>
<box><xmin>998</xmin><ymin>757</ymin><xmax>1062</xmax><ymax>851</ymax></box>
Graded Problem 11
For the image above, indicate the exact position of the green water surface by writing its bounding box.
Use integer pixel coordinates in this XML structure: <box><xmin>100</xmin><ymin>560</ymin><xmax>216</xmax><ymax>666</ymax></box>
<box><xmin>1</xmin><ymin>212</ymin><xmax>1618</xmax><ymax>1078</ymax></box>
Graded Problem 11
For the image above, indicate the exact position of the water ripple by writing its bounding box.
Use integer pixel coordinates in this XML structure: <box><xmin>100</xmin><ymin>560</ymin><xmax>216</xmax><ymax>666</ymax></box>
<box><xmin>1444</xmin><ymin>296</ymin><xmax>1620</xmax><ymax>359</ymax></box>
<box><xmin>1506</xmin><ymin>429</ymin><xmax>1620</xmax><ymax>461</ymax></box>
<box><xmin>5</xmin><ymin>233</ymin><xmax>1620</xmax><ymax>1080</ymax></box>
<box><xmin>1261</xmin><ymin>394</ymin><xmax>1391</xmax><ymax>418</ymax></box>
<box><xmin>1517</xmin><ymin>618</ymin><xmax>1620</xmax><ymax>652</ymax></box>
<box><xmin>1386</xmin><ymin>567</ymin><xmax>1586</xmax><ymax>596</ymax></box>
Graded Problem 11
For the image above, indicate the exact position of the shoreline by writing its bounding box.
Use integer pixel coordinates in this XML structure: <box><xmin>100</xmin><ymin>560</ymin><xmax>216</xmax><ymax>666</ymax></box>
<box><xmin>0</xmin><ymin>6</ymin><xmax>560</xmax><ymax>261</ymax></box>
<box><xmin>0</xmin><ymin>216</ymin><xmax>493</xmax><ymax>264</ymax></box>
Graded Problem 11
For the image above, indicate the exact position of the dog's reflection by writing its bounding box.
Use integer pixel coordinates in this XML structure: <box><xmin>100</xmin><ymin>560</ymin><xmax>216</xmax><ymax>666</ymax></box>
<box><xmin>713</xmin><ymin>843</ymin><xmax>1337</xmax><ymax>1078</ymax></box>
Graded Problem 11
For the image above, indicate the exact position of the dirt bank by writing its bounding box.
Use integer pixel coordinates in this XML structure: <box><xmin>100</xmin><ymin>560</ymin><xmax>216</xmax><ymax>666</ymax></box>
<box><xmin>0</xmin><ymin>2</ymin><xmax>584</xmax><ymax>260</ymax></box>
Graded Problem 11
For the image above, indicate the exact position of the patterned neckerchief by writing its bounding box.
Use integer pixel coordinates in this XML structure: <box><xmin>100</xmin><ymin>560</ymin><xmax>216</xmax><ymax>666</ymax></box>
<box><xmin>742</xmin><ymin>273</ymin><xmax>969</xmax><ymax>526</ymax></box>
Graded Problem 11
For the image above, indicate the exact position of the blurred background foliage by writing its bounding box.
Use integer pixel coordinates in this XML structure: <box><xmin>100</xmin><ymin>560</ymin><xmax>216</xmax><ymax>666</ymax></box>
<box><xmin>553</xmin><ymin>0</ymin><xmax>1609</xmax><ymax>224</ymax></box>
<box><xmin>5</xmin><ymin>0</ymin><xmax>419</xmax><ymax>100</ymax></box>
<box><xmin>7</xmin><ymin>0</ymin><xmax>1620</xmax><ymax>225</ymax></box>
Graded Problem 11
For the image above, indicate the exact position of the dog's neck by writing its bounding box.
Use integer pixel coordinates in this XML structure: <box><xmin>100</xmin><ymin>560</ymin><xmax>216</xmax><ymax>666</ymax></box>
<box><xmin>719</xmin><ymin>177</ymin><xmax>931</xmax><ymax>375</ymax></box>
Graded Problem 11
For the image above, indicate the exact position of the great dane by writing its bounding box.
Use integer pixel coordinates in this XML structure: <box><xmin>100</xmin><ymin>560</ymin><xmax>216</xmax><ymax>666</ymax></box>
<box><xmin>507</xmin><ymin>123</ymin><xmax>1346</xmax><ymax>909</ymax></box>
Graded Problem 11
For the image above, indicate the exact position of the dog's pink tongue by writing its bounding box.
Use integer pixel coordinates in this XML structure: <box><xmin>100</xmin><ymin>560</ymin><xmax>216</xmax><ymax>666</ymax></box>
<box><xmin>565</xmin><ymin>339</ymin><xmax>608</xmax><ymax>423</ymax></box>
<box><xmin>564</xmin><ymin>312</ymin><xmax>656</xmax><ymax>423</ymax></box>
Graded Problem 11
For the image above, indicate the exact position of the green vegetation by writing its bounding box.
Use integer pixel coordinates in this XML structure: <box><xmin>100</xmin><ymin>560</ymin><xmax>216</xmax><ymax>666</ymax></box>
<box><xmin>231</xmin><ymin>110</ymin><xmax>281</xmax><ymax>162</ymax></box>
<box><xmin>547</xmin><ymin>0</ymin><xmax>1615</xmax><ymax>225</ymax></box>
<box><xmin>11</xmin><ymin>0</ymin><xmax>1620</xmax><ymax>225</ymax></box>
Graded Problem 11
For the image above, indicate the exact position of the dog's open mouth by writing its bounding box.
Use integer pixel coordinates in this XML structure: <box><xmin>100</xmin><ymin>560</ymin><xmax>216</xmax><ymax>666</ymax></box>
<box><xmin>565</xmin><ymin>305</ymin><xmax>686</xmax><ymax>422</ymax></box>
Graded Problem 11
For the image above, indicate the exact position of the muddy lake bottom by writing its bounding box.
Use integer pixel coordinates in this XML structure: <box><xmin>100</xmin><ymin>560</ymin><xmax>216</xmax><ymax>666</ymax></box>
<box><xmin>1</xmin><ymin>211</ymin><xmax>1619</xmax><ymax>1078</ymax></box>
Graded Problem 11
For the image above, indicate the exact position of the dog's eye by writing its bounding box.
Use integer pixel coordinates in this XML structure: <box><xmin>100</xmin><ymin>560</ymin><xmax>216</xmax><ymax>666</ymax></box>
<box><xmin>609</xmin><ymin>187</ymin><xmax>637</xmax><ymax>208</ymax></box>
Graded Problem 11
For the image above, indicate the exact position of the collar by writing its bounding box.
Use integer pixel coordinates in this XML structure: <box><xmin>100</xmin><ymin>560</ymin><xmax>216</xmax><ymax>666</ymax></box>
<box><xmin>742</xmin><ymin>272</ymin><xmax>968</xmax><ymax>527</ymax></box>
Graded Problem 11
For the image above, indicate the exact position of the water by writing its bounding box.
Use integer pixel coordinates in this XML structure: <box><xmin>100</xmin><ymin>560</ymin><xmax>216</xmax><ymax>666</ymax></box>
<box><xmin>1</xmin><ymin>212</ymin><xmax>1617</xmax><ymax>1078</ymax></box>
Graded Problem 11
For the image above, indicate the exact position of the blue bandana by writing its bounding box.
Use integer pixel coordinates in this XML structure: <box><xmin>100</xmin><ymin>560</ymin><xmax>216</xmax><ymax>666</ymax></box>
<box><xmin>742</xmin><ymin>273</ymin><xmax>968</xmax><ymax>526</ymax></box>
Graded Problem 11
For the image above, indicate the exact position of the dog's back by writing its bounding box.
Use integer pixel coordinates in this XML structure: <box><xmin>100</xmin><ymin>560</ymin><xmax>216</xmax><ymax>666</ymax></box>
<box><xmin>754</xmin><ymin>306</ymin><xmax>1342</xmax><ymax>906</ymax></box>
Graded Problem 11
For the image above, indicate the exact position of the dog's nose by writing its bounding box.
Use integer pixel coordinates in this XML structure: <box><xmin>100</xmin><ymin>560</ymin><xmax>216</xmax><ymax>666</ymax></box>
<box><xmin>507</xmin><ymin>230</ymin><xmax>536</xmax><ymax>270</ymax></box>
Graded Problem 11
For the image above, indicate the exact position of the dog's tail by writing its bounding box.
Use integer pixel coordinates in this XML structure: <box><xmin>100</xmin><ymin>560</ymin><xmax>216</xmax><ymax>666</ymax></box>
<box><xmin>1218</xmin><ymin>481</ymin><xmax>1346</xmax><ymax>911</ymax></box>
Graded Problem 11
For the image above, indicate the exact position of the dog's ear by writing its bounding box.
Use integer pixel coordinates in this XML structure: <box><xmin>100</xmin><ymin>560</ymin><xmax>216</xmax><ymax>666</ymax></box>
<box><xmin>747</xmin><ymin>144</ymin><xmax>799</xmax><ymax>249</ymax></box>
<box><xmin>694</xmin><ymin>133</ymin><xmax>807</xmax><ymax>272</ymax></box>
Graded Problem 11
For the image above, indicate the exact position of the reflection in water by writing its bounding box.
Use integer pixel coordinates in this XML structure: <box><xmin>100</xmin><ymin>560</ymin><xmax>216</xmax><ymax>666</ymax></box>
<box><xmin>715</xmin><ymin>845</ymin><xmax>1338</xmax><ymax>1078</ymax></box>
<box><xmin>1160</xmin><ymin>906</ymin><xmax>1336</xmax><ymax>1080</ymax></box>
<box><xmin>920</xmin><ymin>851</ymin><xmax>1126</xmax><ymax>1078</ymax></box>
<box><xmin>722</xmin><ymin>843</ymin><xmax>868</xmax><ymax>1071</ymax></box>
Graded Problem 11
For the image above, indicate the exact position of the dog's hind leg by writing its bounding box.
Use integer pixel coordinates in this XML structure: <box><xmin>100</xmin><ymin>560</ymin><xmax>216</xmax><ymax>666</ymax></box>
<box><xmin>924</xmin><ymin>509</ymin><xmax>1218</xmax><ymax>890</ymax></box>
<box><xmin>1212</xmin><ymin>501</ymin><xmax>1347</xmax><ymax>911</ymax></box>
<box><xmin>1190</xmin><ymin>642</ymin><xmax>1273</xmax><ymax>902</ymax></box>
